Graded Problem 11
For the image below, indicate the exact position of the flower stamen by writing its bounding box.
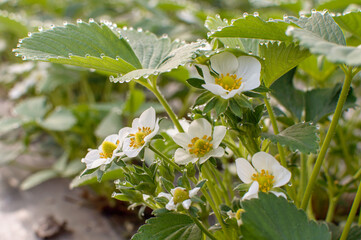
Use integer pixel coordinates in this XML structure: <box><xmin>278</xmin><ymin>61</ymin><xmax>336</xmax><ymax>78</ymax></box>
<box><xmin>129</xmin><ymin>127</ymin><xmax>152</xmax><ymax>149</ymax></box>
<box><xmin>100</xmin><ymin>140</ymin><xmax>118</xmax><ymax>159</ymax></box>
<box><xmin>251</xmin><ymin>169</ymin><xmax>275</xmax><ymax>192</ymax></box>
<box><xmin>215</xmin><ymin>73</ymin><xmax>242</xmax><ymax>91</ymax></box>
<box><xmin>188</xmin><ymin>135</ymin><xmax>213</xmax><ymax>157</ymax></box>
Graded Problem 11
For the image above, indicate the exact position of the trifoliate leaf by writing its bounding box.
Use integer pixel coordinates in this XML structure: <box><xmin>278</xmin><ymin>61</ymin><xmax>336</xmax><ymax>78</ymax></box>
<box><xmin>14</xmin><ymin>21</ymin><xmax>140</xmax><ymax>74</ymax></box>
<box><xmin>132</xmin><ymin>212</ymin><xmax>201</xmax><ymax>240</ymax></box>
<box><xmin>261</xmin><ymin>122</ymin><xmax>319</xmax><ymax>154</ymax></box>
<box><xmin>14</xmin><ymin>96</ymin><xmax>50</xmax><ymax>121</ymax></box>
<box><xmin>241</xmin><ymin>193</ymin><xmax>331</xmax><ymax>240</ymax></box>
<box><xmin>260</xmin><ymin>41</ymin><xmax>310</xmax><ymax>87</ymax></box>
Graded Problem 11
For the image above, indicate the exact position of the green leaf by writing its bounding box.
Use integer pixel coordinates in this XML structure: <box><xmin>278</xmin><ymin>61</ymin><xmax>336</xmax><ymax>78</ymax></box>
<box><xmin>112</xmin><ymin>39</ymin><xmax>201</xmax><ymax>82</ymax></box>
<box><xmin>70</xmin><ymin>162</ymin><xmax>124</xmax><ymax>188</ymax></box>
<box><xmin>298</xmin><ymin>55</ymin><xmax>337</xmax><ymax>83</ymax></box>
<box><xmin>0</xmin><ymin>117</ymin><xmax>22</xmax><ymax>134</ymax></box>
<box><xmin>0</xmin><ymin>143</ymin><xmax>24</xmax><ymax>166</ymax></box>
<box><xmin>14</xmin><ymin>96</ymin><xmax>50</xmax><ymax>121</ymax></box>
<box><xmin>0</xmin><ymin>12</ymin><xmax>28</xmax><ymax>37</ymax></box>
<box><xmin>15</xmin><ymin>21</ymin><xmax>140</xmax><ymax>74</ymax></box>
<box><xmin>287</xmin><ymin>12</ymin><xmax>361</xmax><ymax>66</ymax></box>
<box><xmin>241</xmin><ymin>193</ymin><xmax>331</xmax><ymax>240</ymax></box>
<box><xmin>211</xmin><ymin>15</ymin><xmax>295</xmax><ymax>41</ymax></box>
<box><xmin>270</xmin><ymin>68</ymin><xmax>304</xmax><ymax>120</ymax></box>
<box><xmin>160</xmin><ymin>176</ymin><xmax>174</xmax><ymax>193</ymax></box>
<box><xmin>305</xmin><ymin>83</ymin><xmax>356</xmax><ymax>123</ymax></box>
<box><xmin>194</xmin><ymin>91</ymin><xmax>213</xmax><ymax>106</ymax></box>
<box><xmin>334</xmin><ymin>12</ymin><xmax>361</xmax><ymax>40</ymax></box>
<box><xmin>316</xmin><ymin>0</ymin><xmax>361</xmax><ymax>12</ymax></box>
<box><xmin>261</xmin><ymin>122</ymin><xmax>319</xmax><ymax>154</ymax></box>
<box><xmin>132</xmin><ymin>212</ymin><xmax>201</xmax><ymax>240</ymax></box>
<box><xmin>205</xmin><ymin>16</ymin><xmax>243</xmax><ymax>49</ymax></box>
<box><xmin>260</xmin><ymin>41</ymin><xmax>310</xmax><ymax>87</ymax></box>
<box><xmin>123</xmin><ymin>88</ymin><xmax>145</xmax><ymax>114</ymax></box>
<box><xmin>186</xmin><ymin>78</ymin><xmax>205</xmax><ymax>89</ymax></box>
<box><xmin>20</xmin><ymin>170</ymin><xmax>58</xmax><ymax>190</ymax></box>
<box><xmin>39</xmin><ymin>107</ymin><xmax>77</xmax><ymax>131</ymax></box>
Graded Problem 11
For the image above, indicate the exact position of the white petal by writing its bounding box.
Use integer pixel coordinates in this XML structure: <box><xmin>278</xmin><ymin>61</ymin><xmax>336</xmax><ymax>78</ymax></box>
<box><xmin>199</xmin><ymin>147</ymin><xmax>225</xmax><ymax>164</ymax></box>
<box><xmin>174</xmin><ymin>148</ymin><xmax>197</xmax><ymax>165</ymax></box>
<box><xmin>242</xmin><ymin>181</ymin><xmax>259</xmax><ymax>200</ymax></box>
<box><xmin>224</xmin><ymin>87</ymin><xmax>245</xmax><ymax>99</ymax></box>
<box><xmin>241</xmin><ymin>73</ymin><xmax>260</xmax><ymax>92</ymax></box>
<box><xmin>144</xmin><ymin>120</ymin><xmax>159</xmax><ymax>142</ymax></box>
<box><xmin>123</xmin><ymin>138</ymin><xmax>143</xmax><ymax>158</ymax></box>
<box><xmin>88</xmin><ymin>158</ymin><xmax>107</xmax><ymax>169</ymax></box>
<box><xmin>212</xmin><ymin>126</ymin><xmax>226</xmax><ymax>147</ymax></box>
<box><xmin>166</xmin><ymin>199</ymin><xmax>176</xmax><ymax>210</ymax></box>
<box><xmin>271</xmin><ymin>191</ymin><xmax>287</xmax><ymax>199</ymax></box>
<box><xmin>236</xmin><ymin>158</ymin><xmax>257</xmax><ymax>184</ymax></box>
<box><xmin>202</xmin><ymin>83</ymin><xmax>228</xmax><ymax>97</ymax></box>
<box><xmin>189</xmin><ymin>187</ymin><xmax>200</xmax><ymax>197</ymax></box>
<box><xmin>272</xmin><ymin>164</ymin><xmax>291</xmax><ymax>188</ymax></box>
<box><xmin>173</xmin><ymin>133</ymin><xmax>192</xmax><ymax>149</ymax></box>
<box><xmin>182</xmin><ymin>199</ymin><xmax>192</xmax><ymax>209</ymax></box>
<box><xmin>131</xmin><ymin>118</ymin><xmax>140</xmax><ymax>129</ymax></box>
<box><xmin>252</xmin><ymin>151</ymin><xmax>280</xmax><ymax>173</ymax></box>
<box><xmin>188</xmin><ymin>118</ymin><xmax>212</xmax><ymax>139</ymax></box>
<box><xmin>198</xmin><ymin>65</ymin><xmax>215</xmax><ymax>84</ymax></box>
<box><xmin>82</xmin><ymin>149</ymin><xmax>100</xmax><ymax>163</ymax></box>
<box><xmin>210</xmin><ymin>52</ymin><xmax>238</xmax><ymax>75</ymax></box>
<box><xmin>236</xmin><ymin>56</ymin><xmax>261</xmax><ymax>81</ymax></box>
<box><xmin>139</xmin><ymin>107</ymin><xmax>156</xmax><ymax>129</ymax></box>
<box><xmin>158</xmin><ymin>192</ymin><xmax>172</xmax><ymax>200</ymax></box>
<box><xmin>118</xmin><ymin>127</ymin><xmax>132</xmax><ymax>141</ymax></box>
<box><xmin>103</xmin><ymin>134</ymin><xmax>119</xmax><ymax>144</ymax></box>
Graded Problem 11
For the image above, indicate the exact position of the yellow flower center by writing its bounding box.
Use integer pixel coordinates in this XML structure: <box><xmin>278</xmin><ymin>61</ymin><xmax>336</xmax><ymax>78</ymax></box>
<box><xmin>236</xmin><ymin>209</ymin><xmax>245</xmax><ymax>220</ymax></box>
<box><xmin>129</xmin><ymin>127</ymin><xmax>152</xmax><ymax>148</ymax></box>
<box><xmin>251</xmin><ymin>169</ymin><xmax>275</xmax><ymax>192</ymax></box>
<box><xmin>100</xmin><ymin>141</ymin><xmax>118</xmax><ymax>159</ymax></box>
<box><xmin>215</xmin><ymin>73</ymin><xmax>242</xmax><ymax>91</ymax></box>
<box><xmin>173</xmin><ymin>188</ymin><xmax>189</xmax><ymax>204</ymax></box>
<box><xmin>188</xmin><ymin>135</ymin><xmax>213</xmax><ymax>157</ymax></box>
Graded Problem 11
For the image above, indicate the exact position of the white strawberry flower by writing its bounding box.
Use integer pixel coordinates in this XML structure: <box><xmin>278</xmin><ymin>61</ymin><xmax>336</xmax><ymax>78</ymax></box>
<box><xmin>81</xmin><ymin>134</ymin><xmax>121</xmax><ymax>169</ymax></box>
<box><xmin>200</xmin><ymin>52</ymin><xmax>261</xmax><ymax>99</ymax></box>
<box><xmin>173</xmin><ymin>118</ymin><xmax>226</xmax><ymax>165</ymax></box>
<box><xmin>158</xmin><ymin>187</ymin><xmax>200</xmax><ymax>211</ymax></box>
<box><xmin>118</xmin><ymin>107</ymin><xmax>159</xmax><ymax>158</ymax></box>
<box><xmin>236</xmin><ymin>151</ymin><xmax>291</xmax><ymax>200</ymax></box>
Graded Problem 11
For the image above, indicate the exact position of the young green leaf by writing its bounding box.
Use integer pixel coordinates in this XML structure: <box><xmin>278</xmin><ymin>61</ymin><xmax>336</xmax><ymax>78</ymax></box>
<box><xmin>241</xmin><ymin>193</ymin><xmax>331</xmax><ymax>240</ymax></box>
<box><xmin>132</xmin><ymin>212</ymin><xmax>201</xmax><ymax>240</ymax></box>
<box><xmin>261</xmin><ymin>122</ymin><xmax>319</xmax><ymax>154</ymax></box>
<box><xmin>20</xmin><ymin>170</ymin><xmax>58</xmax><ymax>190</ymax></box>
<box><xmin>186</xmin><ymin>78</ymin><xmax>205</xmax><ymax>89</ymax></box>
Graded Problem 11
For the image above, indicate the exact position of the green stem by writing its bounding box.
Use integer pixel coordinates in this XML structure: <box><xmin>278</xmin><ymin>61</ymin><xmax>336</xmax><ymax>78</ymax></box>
<box><xmin>203</xmin><ymin>163</ymin><xmax>222</xmax><ymax>207</ymax></box>
<box><xmin>189</xmin><ymin>213</ymin><xmax>217</xmax><ymax>240</ymax></box>
<box><xmin>325</xmin><ymin>196</ymin><xmax>338</xmax><ymax>222</ymax></box>
<box><xmin>201</xmin><ymin>162</ymin><xmax>231</xmax><ymax>239</ymax></box>
<box><xmin>209</xmin><ymin>162</ymin><xmax>231</xmax><ymax>205</ymax></box>
<box><xmin>263</xmin><ymin>96</ymin><xmax>287</xmax><ymax>167</ymax></box>
<box><xmin>80</xmin><ymin>75</ymin><xmax>95</xmax><ymax>103</ymax></box>
<box><xmin>297</xmin><ymin>154</ymin><xmax>308</xmax><ymax>206</ymax></box>
<box><xmin>148</xmin><ymin>145</ymin><xmax>182</xmax><ymax>172</ymax></box>
<box><xmin>301</xmin><ymin>66</ymin><xmax>354</xmax><ymax>210</ymax></box>
<box><xmin>340</xmin><ymin>181</ymin><xmax>361</xmax><ymax>240</ymax></box>
<box><xmin>144</xmin><ymin>77</ymin><xmax>184</xmax><ymax>133</ymax></box>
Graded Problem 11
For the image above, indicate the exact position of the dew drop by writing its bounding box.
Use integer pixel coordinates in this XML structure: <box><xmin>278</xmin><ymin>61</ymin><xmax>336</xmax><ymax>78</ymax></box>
<box><xmin>85</xmin><ymin>54</ymin><xmax>90</xmax><ymax>57</ymax></box>
<box><xmin>17</xmin><ymin>43</ymin><xmax>20</xmax><ymax>47</ymax></box>
<box><xmin>253</xmin><ymin>12</ymin><xmax>259</xmax><ymax>17</ymax></box>
<box><xmin>215</xmin><ymin>14</ymin><xmax>220</xmax><ymax>19</ymax></box>
<box><xmin>122</xmin><ymin>26</ymin><xmax>128</xmax><ymax>30</ymax></box>
<box><xmin>38</xmin><ymin>26</ymin><xmax>43</xmax><ymax>32</ymax></box>
<box><xmin>50</xmin><ymin>24</ymin><xmax>55</xmax><ymax>29</ymax></box>
<box><xmin>283</xmin><ymin>14</ymin><xmax>288</xmax><ymax>20</ymax></box>
<box><xmin>311</xmin><ymin>9</ymin><xmax>317</xmax><ymax>13</ymax></box>
<box><xmin>100</xmin><ymin>53</ymin><xmax>105</xmax><ymax>57</ymax></box>
<box><xmin>22</xmin><ymin>56</ymin><xmax>27</xmax><ymax>60</ymax></box>
<box><xmin>77</xmin><ymin>19</ymin><xmax>82</xmax><ymax>23</ymax></box>
<box><xmin>109</xmin><ymin>75</ymin><xmax>115</xmax><ymax>81</ymax></box>
<box><xmin>27</xmin><ymin>32</ymin><xmax>32</xmax><ymax>37</ymax></box>
<box><xmin>288</xmin><ymin>182</ymin><xmax>292</xmax><ymax>187</ymax></box>
<box><xmin>19</xmin><ymin>39</ymin><xmax>23</xmax><ymax>43</ymax></box>
<box><xmin>231</xmin><ymin>19</ymin><xmax>236</xmax><ymax>24</ymax></box>
<box><xmin>111</xmin><ymin>192</ymin><xmax>117</xmax><ymax>198</ymax></box>
<box><xmin>89</xmin><ymin>18</ymin><xmax>94</xmax><ymax>23</ymax></box>
<box><xmin>129</xmin><ymin>27</ymin><xmax>134</xmax><ymax>31</ymax></box>
<box><xmin>68</xmin><ymin>53</ymin><xmax>73</xmax><ymax>56</ymax></box>
<box><xmin>137</xmin><ymin>27</ymin><xmax>142</xmax><ymax>32</ymax></box>
<box><xmin>223</xmin><ymin>18</ymin><xmax>228</xmax><ymax>24</ymax></box>
<box><xmin>14</xmin><ymin>53</ymin><xmax>19</xmax><ymax>56</ymax></box>
<box><xmin>63</xmin><ymin>21</ymin><xmax>68</xmax><ymax>25</ymax></box>
<box><xmin>243</xmin><ymin>12</ymin><xmax>248</xmax><ymax>17</ymax></box>
<box><xmin>248</xmin><ymin>51</ymin><xmax>253</xmax><ymax>55</ymax></box>
<box><xmin>161</xmin><ymin>33</ymin><xmax>168</xmax><ymax>38</ymax></box>
<box><xmin>268</xmin><ymin>18</ymin><xmax>273</xmax><ymax>22</ymax></box>
<box><xmin>216</xmin><ymin>26</ymin><xmax>222</xmax><ymax>31</ymax></box>
<box><xmin>114</xmin><ymin>179</ymin><xmax>120</xmax><ymax>184</ymax></box>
